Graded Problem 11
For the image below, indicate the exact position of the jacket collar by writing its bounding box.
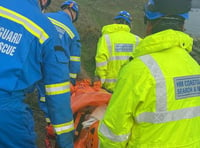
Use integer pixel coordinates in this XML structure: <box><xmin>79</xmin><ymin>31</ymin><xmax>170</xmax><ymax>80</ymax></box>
<box><xmin>133</xmin><ymin>29</ymin><xmax>193</xmax><ymax>57</ymax></box>
<box><xmin>102</xmin><ymin>24</ymin><xmax>130</xmax><ymax>34</ymax></box>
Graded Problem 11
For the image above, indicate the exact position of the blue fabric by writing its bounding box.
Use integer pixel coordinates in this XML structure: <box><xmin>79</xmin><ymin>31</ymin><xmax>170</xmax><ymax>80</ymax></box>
<box><xmin>0</xmin><ymin>94</ymin><xmax>36</xmax><ymax>148</ymax></box>
<box><xmin>38</xmin><ymin>11</ymin><xmax>81</xmax><ymax>119</ymax></box>
<box><xmin>0</xmin><ymin>0</ymin><xmax>74</xmax><ymax>147</ymax></box>
<box><xmin>45</xmin><ymin>11</ymin><xmax>81</xmax><ymax>84</ymax></box>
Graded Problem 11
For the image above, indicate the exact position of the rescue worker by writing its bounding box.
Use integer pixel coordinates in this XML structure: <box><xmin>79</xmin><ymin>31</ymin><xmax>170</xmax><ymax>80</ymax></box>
<box><xmin>47</xmin><ymin>0</ymin><xmax>81</xmax><ymax>85</ymax></box>
<box><xmin>0</xmin><ymin>0</ymin><xmax>74</xmax><ymax>148</ymax></box>
<box><xmin>94</xmin><ymin>10</ymin><xmax>141</xmax><ymax>93</ymax></box>
<box><xmin>98</xmin><ymin>0</ymin><xmax>200</xmax><ymax>147</ymax></box>
<box><xmin>38</xmin><ymin>0</ymin><xmax>81</xmax><ymax>124</ymax></box>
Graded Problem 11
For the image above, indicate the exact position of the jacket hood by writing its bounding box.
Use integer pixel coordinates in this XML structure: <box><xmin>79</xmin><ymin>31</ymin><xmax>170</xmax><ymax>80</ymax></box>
<box><xmin>102</xmin><ymin>24</ymin><xmax>130</xmax><ymax>34</ymax></box>
<box><xmin>133</xmin><ymin>29</ymin><xmax>193</xmax><ymax>57</ymax></box>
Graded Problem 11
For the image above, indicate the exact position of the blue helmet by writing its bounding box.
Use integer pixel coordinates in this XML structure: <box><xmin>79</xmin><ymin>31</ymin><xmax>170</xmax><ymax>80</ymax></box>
<box><xmin>61</xmin><ymin>0</ymin><xmax>79</xmax><ymax>13</ymax></box>
<box><xmin>114</xmin><ymin>11</ymin><xmax>132</xmax><ymax>24</ymax></box>
<box><xmin>144</xmin><ymin>0</ymin><xmax>190</xmax><ymax>20</ymax></box>
<box><xmin>61</xmin><ymin>0</ymin><xmax>79</xmax><ymax>22</ymax></box>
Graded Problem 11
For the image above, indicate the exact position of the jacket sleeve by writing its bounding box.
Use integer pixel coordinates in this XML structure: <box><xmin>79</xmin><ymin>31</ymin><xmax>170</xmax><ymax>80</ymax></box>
<box><xmin>41</xmin><ymin>36</ymin><xmax>74</xmax><ymax>148</ymax></box>
<box><xmin>98</xmin><ymin>58</ymin><xmax>153</xmax><ymax>147</ymax></box>
<box><xmin>98</xmin><ymin>67</ymin><xmax>134</xmax><ymax>147</ymax></box>
<box><xmin>98</xmin><ymin>58</ymin><xmax>144</xmax><ymax>147</ymax></box>
<box><xmin>36</xmin><ymin>80</ymin><xmax>50</xmax><ymax>123</ymax></box>
<box><xmin>69</xmin><ymin>35</ymin><xmax>81</xmax><ymax>85</ymax></box>
<box><xmin>95</xmin><ymin>35</ymin><xmax>109</xmax><ymax>84</ymax></box>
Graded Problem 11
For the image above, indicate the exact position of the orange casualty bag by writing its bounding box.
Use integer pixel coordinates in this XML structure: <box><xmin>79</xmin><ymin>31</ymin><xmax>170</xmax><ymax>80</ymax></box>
<box><xmin>71</xmin><ymin>79</ymin><xmax>111</xmax><ymax>148</ymax></box>
<box><xmin>45</xmin><ymin>79</ymin><xmax>111</xmax><ymax>148</ymax></box>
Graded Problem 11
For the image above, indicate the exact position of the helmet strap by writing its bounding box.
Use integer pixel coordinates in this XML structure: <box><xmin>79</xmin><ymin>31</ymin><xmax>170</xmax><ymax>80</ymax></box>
<box><xmin>68</xmin><ymin>8</ymin><xmax>78</xmax><ymax>23</ymax></box>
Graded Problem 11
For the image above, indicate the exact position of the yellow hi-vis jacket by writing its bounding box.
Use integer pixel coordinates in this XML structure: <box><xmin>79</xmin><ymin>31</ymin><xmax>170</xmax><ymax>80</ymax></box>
<box><xmin>95</xmin><ymin>24</ymin><xmax>141</xmax><ymax>92</ymax></box>
<box><xmin>98</xmin><ymin>29</ymin><xmax>200</xmax><ymax>147</ymax></box>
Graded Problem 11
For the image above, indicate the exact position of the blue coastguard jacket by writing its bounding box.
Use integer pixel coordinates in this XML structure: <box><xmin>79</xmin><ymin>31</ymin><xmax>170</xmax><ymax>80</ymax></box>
<box><xmin>37</xmin><ymin>10</ymin><xmax>81</xmax><ymax>123</ymax></box>
<box><xmin>0</xmin><ymin>0</ymin><xmax>74</xmax><ymax>148</ymax></box>
<box><xmin>46</xmin><ymin>11</ymin><xmax>81</xmax><ymax>85</ymax></box>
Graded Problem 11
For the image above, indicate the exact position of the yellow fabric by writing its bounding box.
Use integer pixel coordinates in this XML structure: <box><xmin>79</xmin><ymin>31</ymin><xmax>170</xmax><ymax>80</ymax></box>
<box><xmin>95</xmin><ymin>24</ymin><xmax>141</xmax><ymax>92</ymax></box>
<box><xmin>0</xmin><ymin>6</ymin><xmax>49</xmax><ymax>44</ymax></box>
<box><xmin>98</xmin><ymin>29</ymin><xmax>200</xmax><ymax>147</ymax></box>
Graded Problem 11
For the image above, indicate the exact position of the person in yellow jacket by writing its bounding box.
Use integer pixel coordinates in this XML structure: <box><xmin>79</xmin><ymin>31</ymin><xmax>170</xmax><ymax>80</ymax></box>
<box><xmin>98</xmin><ymin>0</ymin><xmax>200</xmax><ymax>147</ymax></box>
<box><xmin>95</xmin><ymin>10</ymin><xmax>141</xmax><ymax>93</ymax></box>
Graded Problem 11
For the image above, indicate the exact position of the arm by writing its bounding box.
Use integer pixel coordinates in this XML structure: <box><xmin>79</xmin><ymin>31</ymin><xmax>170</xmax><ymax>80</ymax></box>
<box><xmin>98</xmin><ymin>58</ymin><xmax>149</xmax><ymax>147</ymax></box>
<box><xmin>69</xmin><ymin>35</ymin><xmax>81</xmax><ymax>85</ymax></box>
<box><xmin>42</xmin><ymin>37</ymin><xmax>74</xmax><ymax>148</ymax></box>
<box><xmin>36</xmin><ymin>80</ymin><xmax>51</xmax><ymax>123</ymax></box>
<box><xmin>95</xmin><ymin>35</ymin><xmax>109</xmax><ymax>84</ymax></box>
<box><xmin>98</xmin><ymin>64</ymin><xmax>135</xmax><ymax>147</ymax></box>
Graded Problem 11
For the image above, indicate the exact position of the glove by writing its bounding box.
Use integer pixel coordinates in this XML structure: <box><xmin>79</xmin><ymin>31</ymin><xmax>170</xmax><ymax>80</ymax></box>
<box><xmin>70</xmin><ymin>78</ymin><xmax>76</xmax><ymax>86</ymax></box>
<box><xmin>56</xmin><ymin>132</ymin><xmax>74</xmax><ymax>148</ymax></box>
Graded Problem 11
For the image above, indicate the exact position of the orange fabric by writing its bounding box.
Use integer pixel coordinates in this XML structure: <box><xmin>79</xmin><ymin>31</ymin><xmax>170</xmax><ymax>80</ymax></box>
<box><xmin>72</xmin><ymin>79</ymin><xmax>111</xmax><ymax>148</ymax></box>
<box><xmin>71</xmin><ymin>79</ymin><xmax>111</xmax><ymax>113</ymax></box>
<box><xmin>85</xmin><ymin>121</ymin><xmax>99</xmax><ymax>148</ymax></box>
<box><xmin>45</xmin><ymin>79</ymin><xmax>111</xmax><ymax>148</ymax></box>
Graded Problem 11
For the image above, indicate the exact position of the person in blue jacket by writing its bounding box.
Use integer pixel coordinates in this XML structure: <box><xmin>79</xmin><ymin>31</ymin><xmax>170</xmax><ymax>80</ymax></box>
<box><xmin>0</xmin><ymin>0</ymin><xmax>74</xmax><ymax>148</ymax></box>
<box><xmin>47</xmin><ymin>0</ymin><xmax>81</xmax><ymax>85</ymax></box>
<box><xmin>38</xmin><ymin>0</ymin><xmax>81</xmax><ymax>124</ymax></box>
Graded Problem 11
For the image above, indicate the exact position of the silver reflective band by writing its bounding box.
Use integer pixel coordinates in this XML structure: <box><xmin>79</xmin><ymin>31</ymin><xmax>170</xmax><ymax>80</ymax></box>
<box><xmin>135</xmin><ymin>35</ymin><xmax>140</xmax><ymax>46</ymax></box>
<box><xmin>48</xmin><ymin>17</ymin><xmax>75</xmax><ymax>39</ymax></box>
<box><xmin>0</xmin><ymin>6</ymin><xmax>49</xmax><ymax>44</ymax></box>
<box><xmin>105</xmin><ymin>78</ymin><xmax>117</xmax><ymax>83</ymax></box>
<box><xmin>46</xmin><ymin>85</ymin><xmax>69</xmax><ymax>93</ymax></box>
<box><xmin>70</xmin><ymin>56</ymin><xmax>80</xmax><ymax>62</ymax></box>
<box><xmin>45</xmin><ymin>82</ymin><xmax>70</xmax><ymax>95</ymax></box>
<box><xmin>140</xmin><ymin>55</ymin><xmax>167</xmax><ymax>112</ymax></box>
<box><xmin>54</xmin><ymin>124</ymin><xmax>74</xmax><ymax>133</ymax></box>
<box><xmin>100</xmin><ymin>78</ymin><xmax>105</xmax><ymax>84</ymax></box>
<box><xmin>110</xmin><ymin>56</ymin><xmax>130</xmax><ymax>61</ymax></box>
<box><xmin>137</xmin><ymin>55</ymin><xmax>200</xmax><ymax>123</ymax></box>
<box><xmin>99</xmin><ymin>123</ymin><xmax>130</xmax><ymax>142</ymax></box>
<box><xmin>105</xmin><ymin>34</ymin><xmax>112</xmax><ymax>55</ymax></box>
<box><xmin>96</xmin><ymin>61</ymin><xmax>108</xmax><ymax>67</ymax></box>
<box><xmin>40</xmin><ymin>97</ymin><xmax>46</xmax><ymax>102</ymax></box>
<box><xmin>70</xmin><ymin>73</ymin><xmax>77</xmax><ymax>78</ymax></box>
<box><xmin>136</xmin><ymin>106</ymin><xmax>200</xmax><ymax>123</ymax></box>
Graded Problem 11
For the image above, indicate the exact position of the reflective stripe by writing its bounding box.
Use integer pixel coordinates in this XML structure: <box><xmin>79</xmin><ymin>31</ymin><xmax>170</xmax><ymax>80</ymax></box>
<box><xmin>105</xmin><ymin>78</ymin><xmax>117</xmax><ymax>83</ymax></box>
<box><xmin>40</xmin><ymin>97</ymin><xmax>46</xmax><ymax>102</ymax></box>
<box><xmin>45</xmin><ymin>81</ymin><xmax>70</xmax><ymax>95</ymax></box>
<box><xmin>70</xmin><ymin>73</ymin><xmax>77</xmax><ymax>79</ymax></box>
<box><xmin>136</xmin><ymin>106</ymin><xmax>200</xmax><ymax>123</ymax></box>
<box><xmin>70</xmin><ymin>56</ymin><xmax>80</xmax><ymax>62</ymax></box>
<box><xmin>99</xmin><ymin>122</ymin><xmax>130</xmax><ymax>142</ymax></box>
<box><xmin>110</xmin><ymin>56</ymin><xmax>130</xmax><ymax>61</ymax></box>
<box><xmin>136</xmin><ymin>55</ymin><xmax>200</xmax><ymax>123</ymax></box>
<box><xmin>135</xmin><ymin>35</ymin><xmax>140</xmax><ymax>47</ymax></box>
<box><xmin>0</xmin><ymin>6</ymin><xmax>49</xmax><ymax>44</ymax></box>
<box><xmin>48</xmin><ymin>17</ymin><xmax>75</xmax><ymax>39</ymax></box>
<box><xmin>96</xmin><ymin>61</ymin><xmax>108</xmax><ymax>67</ymax></box>
<box><xmin>100</xmin><ymin>78</ymin><xmax>105</xmax><ymax>84</ymax></box>
<box><xmin>140</xmin><ymin>55</ymin><xmax>167</xmax><ymax>112</ymax></box>
<box><xmin>45</xmin><ymin>118</ymin><xmax>51</xmax><ymax>123</ymax></box>
<box><xmin>54</xmin><ymin>120</ymin><xmax>74</xmax><ymax>135</ymax></box>
<box><xmin>105</xmin><ymin>34</ymin><xmax>112</xmax><ymax>55</ymax></box>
